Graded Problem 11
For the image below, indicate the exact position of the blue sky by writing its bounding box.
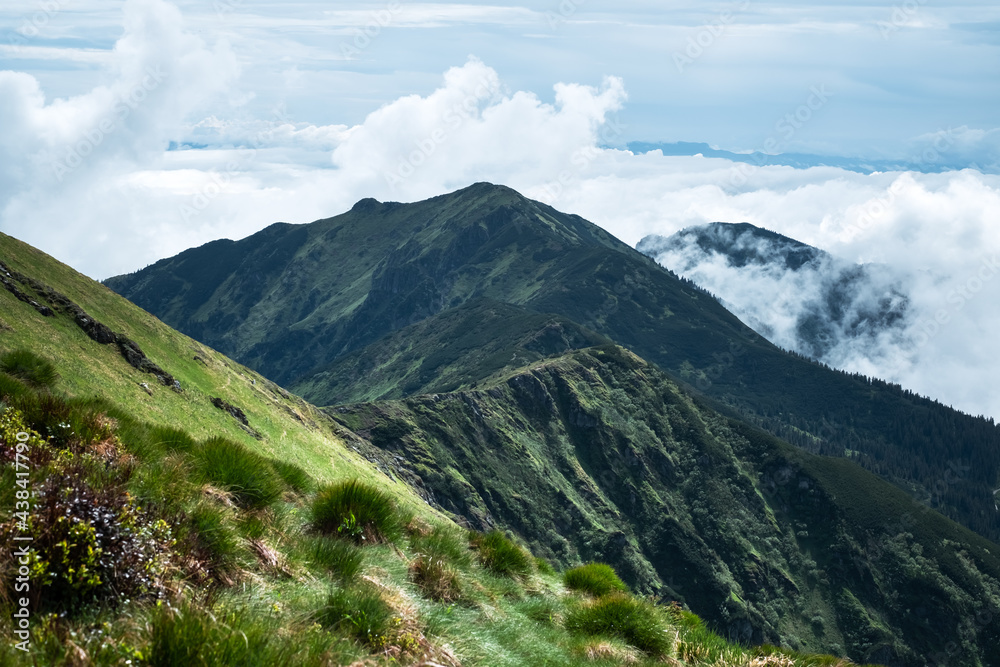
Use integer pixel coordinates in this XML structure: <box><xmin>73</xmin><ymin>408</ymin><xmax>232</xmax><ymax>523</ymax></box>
<box><xmin>0</xmin><ymin>0</ymin><xmax>998</xmax><ymax>418</ymax></box>
<box><xmin>4</xmin><ymin>1</ymin><xmax>999</xmax><ymax>159</ymax></box>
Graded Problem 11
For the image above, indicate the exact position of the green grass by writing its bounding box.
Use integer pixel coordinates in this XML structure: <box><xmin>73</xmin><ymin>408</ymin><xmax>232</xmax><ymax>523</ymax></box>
<box><xmin>304</xmin><ymin>536</ymin><xmax>365</xmax><ymax>582</ymax></box>
<box><xmin>565</xmin><ymin>593</ymin><xmax>673</xmax><ymax>658</ymax></box>
<box><xmin>0</xmin><ymin>348</ymin><xmax>59</xmax><ymax>390</ymax></box>
<box><xmin>315</xmin><ymin>584</ymin><xmax>395</xmax><ymax>647</ymax></box>
<box><xmin>311</xmin><ymin>479</ymin><xmax>404</xmax><ymax>544</ymax></box>
<box><xmin>563</xmin><ymin>563</ymin><xmax>629</xmax><ymax>597</ymax></box>
<box><xmin>270</xmin><ymin>459</ymin><xmax>314</xmax><ymax>494</ymax></box>
<box><xmin>469</xmin><ymin>530</ymin><xmax>533</xmax><ymax>578</ymax></box>
<box><xmin>194</xmin><ymin>437</ymin><xmax>285</xmax><ymax>509</ymax></box>
<box><xmin>410</xmin><ymin>524</ymin><xmax>473</xmax><ymax>568</ymax></box>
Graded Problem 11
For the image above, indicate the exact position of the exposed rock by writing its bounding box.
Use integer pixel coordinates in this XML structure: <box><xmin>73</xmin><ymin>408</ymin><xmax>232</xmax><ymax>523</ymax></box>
<box><xmin>0</xmin><ymin>260</ymin><xmax>178</xmax><ymax>387</ymax></box>
<box><xmin>74</xmin><ymin>311</ymin><xmax>117</xmax><ymax>344</ymax></box>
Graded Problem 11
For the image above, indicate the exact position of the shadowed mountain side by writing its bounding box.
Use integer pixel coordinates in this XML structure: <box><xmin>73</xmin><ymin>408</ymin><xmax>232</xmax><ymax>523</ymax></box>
<box><xmin>330</xmin><ymin>345</ymin><xmax>1000</xmax><ymax>665</ymax></box>
<box><xmin>105</xmin><ymin>183</ymin><xmax>1000</xmax><ymax>544</ymax></box>
<box><xmin>292</xmin><ymin>298</ymin><xmax>610</xmax><ymax>405</ymax></box>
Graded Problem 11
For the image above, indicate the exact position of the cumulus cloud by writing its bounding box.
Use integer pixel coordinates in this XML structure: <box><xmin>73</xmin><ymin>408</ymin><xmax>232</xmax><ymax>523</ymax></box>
<box><xmin>629</xmin><ymin>176</ymin><xmax>1000</xmax><ymax>421</ymax></box>
<box><xmin>0</xmin><ymin>0</ymin><xmax>239</xmax><ymax>270</ymax></box>
<box><xmin>0</xmin><ymin>0</ymin><xmax>997</xmax><ymax>419</ymax></box>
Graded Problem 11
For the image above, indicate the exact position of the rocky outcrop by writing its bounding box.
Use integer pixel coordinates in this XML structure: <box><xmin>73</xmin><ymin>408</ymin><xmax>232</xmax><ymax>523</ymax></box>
<box><xmin>0</xmin><ymin>258</ymin><xmax>176</xmax><ymax>387</ymax></box>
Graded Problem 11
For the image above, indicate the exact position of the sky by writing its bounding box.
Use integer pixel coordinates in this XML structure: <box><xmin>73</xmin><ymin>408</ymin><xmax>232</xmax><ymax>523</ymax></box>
<box><xmin>0</xmin><ymin>0</ymin><xmax>998</xmax><ymax>417</ymax></box>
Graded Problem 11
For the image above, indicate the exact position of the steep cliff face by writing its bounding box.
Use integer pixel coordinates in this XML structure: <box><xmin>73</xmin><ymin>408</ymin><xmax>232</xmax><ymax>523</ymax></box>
<box><xmin>331</xmin><ymin>345</ymin><xmax>1000</xmax><ymax>665</ymax></box>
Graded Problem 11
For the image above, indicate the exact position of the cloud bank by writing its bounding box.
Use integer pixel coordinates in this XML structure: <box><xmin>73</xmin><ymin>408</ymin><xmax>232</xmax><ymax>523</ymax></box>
<box><xmin>0</xmin><ymin>0</ymin><xmax>997</xmax><ymax>419</ymax></box>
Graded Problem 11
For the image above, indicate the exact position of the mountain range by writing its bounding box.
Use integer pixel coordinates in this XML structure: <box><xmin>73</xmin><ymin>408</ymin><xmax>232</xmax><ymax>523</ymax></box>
<box><xmin>636</xmin><ymin>223</ymin><xmax>912</xmax><ymax>365</ymax></box>
<box><xmin>88</xmin><ymin>182</ymin><xmax>1000</xmax><ymax>663</ymax></box>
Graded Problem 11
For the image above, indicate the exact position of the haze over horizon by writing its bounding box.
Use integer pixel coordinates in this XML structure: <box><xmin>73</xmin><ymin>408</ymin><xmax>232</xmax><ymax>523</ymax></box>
<box><xmin>1</xmin><ymin>0</ymin><xmax>998</xmax><ymax>418</ymax></box>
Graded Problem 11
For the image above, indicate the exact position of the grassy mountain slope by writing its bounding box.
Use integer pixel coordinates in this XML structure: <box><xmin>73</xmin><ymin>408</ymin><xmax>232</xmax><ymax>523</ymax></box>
<box><xmin>292</xmin><ymin>298</ymin><xmax>609</xmax><ymax>404</ymax></box>
<box><xmin>1</xmin><ymin>232</ymin><xmax>881</xmax><ymax>666</ymax></box>
<box><xmin>0</xmin><ymin>232</ymin><xmax>402</xmax><ymax>496</ymax></box>
<box><xmin>330</xmin><ymin>345</ymin><xmax>1000</xmax><ymax>666</ymax></box>
<box><xmin>105</xmin><ymin>183</ymin><xmax>1000</xmax><ymax>546</ymax></box>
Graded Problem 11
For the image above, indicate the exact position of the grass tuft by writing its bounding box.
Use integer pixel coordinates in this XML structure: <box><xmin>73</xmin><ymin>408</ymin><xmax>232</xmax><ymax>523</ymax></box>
<box><xmin>564</xmin><ymin>562</ymin><xmax>629</xmax><ymax>597</ymax></box>
<box><xmin>311</xmin><ymin>479</ymin><xmax>403</xmax><ymax>544</ymax></box>
<box><xmin>0</xmin><ymin>348</ymin><xmax>58</xmax><ymax>389</ymax></box>
<box><xmin>410</xmin><ymin>524</ymin><xmax>472</xmax><ymax>568</ymax></box>
<box><xmin>410</xmin><ymin>555</ymin><xmax>462</xmax><ymax>602</ymax></box>
<box><xmin>270</xmin><ymin>459</ymin><xmax>315</xmax><ymax>494</ymax></box>
<box><xmin>565</xmin><ymin>592</ymin><xmax>673</xmax><ymax>657</ymax></box>
<box><xmin>315</xmin><ymin>584</ymin><xmax>395</xmax><ymax>647</ymax></box>
<box><xmin>469</xmin><ymin>530</ymin><xmax>533</xmax><ymax>578</ymax></box>
<box><xmin>306</xmin><ymin>536</ymin><xmax>364</xmax><ymax>582</ymax></box>
<box><xmin>194</xmin><ymin>437</ymin><xmax>284</xmax><ymax>509</ymax></box>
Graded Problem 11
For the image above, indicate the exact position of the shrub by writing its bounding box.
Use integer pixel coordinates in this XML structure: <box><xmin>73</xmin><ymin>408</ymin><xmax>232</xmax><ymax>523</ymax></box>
<box><xmin>6</xmin><ymin>469</ymin><xmax>174</xmax><ymax>612</ymax></box>
<box><xmin>306</xmin><ymin>536</ymin><xmax>364</xmax><ymax>582</ymax></box>
<box><xmin>0</xmin><ymin>348</ymin><xmax>58</xmax><ymax>390</ymax></box>
<box><xmin>564</xmin><ymin>562</ymin><xmax>629</xmax><ymax>597</ymax></box>
<box><xmin>316</xmin><ymin>585</ymin><xmax>396</xmax><ymax>648</ymax></box>
<box><xmin>271</xmin><ymin>459</ymin><xmax>314</xmax><ymax>494</ymax></box>
<box><xmin>410</xmin><ymin>555</ymin><xmax>461</xmax><ymax>602</ymax></box>
<box><xmin>311</xmin><ymin>479</ymin><xmax>402</xmax><ymax>544</ymax></box>
<box><xmin>565</xmin><ymin>593</ymin><xmax>672</xmax><ymax>657</ymax></box>
<box><xmin>469</xmin><ymin>530</ymin><xmax>533</xmax><ymax>578</ymax></box>
<box><xmin>194</xmin><ymin>437</ymin><xmax>284</xmax><ymax>509</ymax></box>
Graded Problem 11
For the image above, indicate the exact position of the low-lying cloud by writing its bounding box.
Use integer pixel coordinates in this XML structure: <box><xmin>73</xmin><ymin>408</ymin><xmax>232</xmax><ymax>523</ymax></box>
<box><xmin>0</xmin><ymin>0</ymin><xmax>997</xmax><ymax>419</ymax></box>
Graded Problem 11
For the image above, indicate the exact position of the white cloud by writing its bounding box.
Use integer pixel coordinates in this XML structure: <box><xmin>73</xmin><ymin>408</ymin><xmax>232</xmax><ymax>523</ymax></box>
<box><xmin>0</xmin><ymin>0</ymin><xmax>997</xmax><ymax>419</ymax></box>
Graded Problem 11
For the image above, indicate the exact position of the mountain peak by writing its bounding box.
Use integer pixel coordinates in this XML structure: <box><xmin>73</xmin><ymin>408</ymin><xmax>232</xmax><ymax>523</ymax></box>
<box><xmin>638</xmin><ymin>221</ymin><xmax>823</xmax><ymax>272</ymax></box>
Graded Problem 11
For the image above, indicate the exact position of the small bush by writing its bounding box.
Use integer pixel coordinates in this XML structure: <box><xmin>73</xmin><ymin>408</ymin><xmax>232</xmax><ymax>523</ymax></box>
<box><xmin>565</xmin><ymin>593</ymin><xmax>672</xmax><ymax>657</ymax></box>
<box><xmin>316</xmin><ymin>585</ymin><xmax>395</xmax><ymax>647</ymax></box>
<box><xmin>311</xmin><ymin>479</ymin><xmax>402</xmax><ymax>544</ymax></box>
<box><xmin>6</xmin><ymin>469</ymin><xmax>174</xmax><ymax>612</ymax></box>
<box><xmin>469</xmin><ymin>530</ymin><xmax>533</xmax><ymax>578</ymax></box>
<box><xmin>410</xmin><ymin>555</ymin><xmax>461</xmax><ymax>602</ymax></box>
<box><xmin>195</xmin><ymin>437</ymin><xmax>284</xmax><ymax>509</ymax></box>
<box><xmin>271</xmin><ymin>459</ymin><xmax>314</xmax><ymax>493</ymax></box>
<box><xmin>564</xmin><ymin>562</ymin><xmax>629</xmax><ymax>597</ymax></box>
<box><xmin>0</xmin><ymin>348</ymin><xmax>58</xmax><ymax>390</ymax></box>
<box><xmin>307</xmin><ymin>536</ymin><xmax>364</xmax><ymax>582</ymax></box>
